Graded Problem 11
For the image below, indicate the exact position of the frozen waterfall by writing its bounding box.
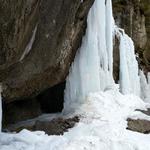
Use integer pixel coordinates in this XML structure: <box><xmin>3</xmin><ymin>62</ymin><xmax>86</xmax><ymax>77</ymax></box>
<box><xmin>64</xmin><ymin>0</ymin><xmax>114</xmax><ymax>113</ymax></box>
<box><xmin>64</xmin><ymin>0</ymin><xmax>145</xmax><ymax>114</ymax></box>
<box><xmin>115</xmin><ymin>28</ymin><xmax>141</xmax><ymax>96</ymax></box>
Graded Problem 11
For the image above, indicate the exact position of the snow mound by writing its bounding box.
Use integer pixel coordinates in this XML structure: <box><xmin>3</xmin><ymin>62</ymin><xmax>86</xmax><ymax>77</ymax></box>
<box><xmin>0</xmin><ymin>89</ymin><xmax>150</xmax><ymax>150</ymax></box>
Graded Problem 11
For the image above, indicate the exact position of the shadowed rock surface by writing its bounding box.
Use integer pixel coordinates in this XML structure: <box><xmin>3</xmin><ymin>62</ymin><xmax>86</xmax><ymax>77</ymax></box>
<box><xmin>0</xmin><ymin>0</ymin><xmax>94</xmax><ymax>102</ymax></box>
<box><xmin>2</xmin><ymin>82</ymin><xmax>65</xmax><ymax>127</ymax></box>
<box><xmin>4</xmin><ymin>116</ymin><xmax>80</xmax><ymax>135</ymax></box>
<box><xmin>2</xmin><ymin>98</ymin><xmax>41</xmax><ymax>127</ymax></box>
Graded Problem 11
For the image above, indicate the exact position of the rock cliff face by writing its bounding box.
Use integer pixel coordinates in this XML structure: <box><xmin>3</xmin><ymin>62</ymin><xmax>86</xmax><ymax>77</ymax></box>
<box><xmin>0</xmin><ymin>0</ymin><xmax>94</xmax><ymax>102</ymax></box>
<box><xmin>113</xmin><ymin>0</ymin><xmax>150</xmax><ymax>74</ymax></box>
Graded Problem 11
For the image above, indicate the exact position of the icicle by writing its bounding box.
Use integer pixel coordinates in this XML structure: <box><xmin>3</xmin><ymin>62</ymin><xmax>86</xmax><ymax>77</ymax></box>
<box><xmin>140</xmin><ymin>71</ymin><xmax>150</xmax><ymax>103</ymax></box>
<box><xmin>115</xmin><ymin>27</ymin><xmax>140</xmax><ymax>96</ymax></box>
<box><xmin>105</xmin><ymin>0</ymin><xmax>114</xmax><ymax>73</ymax></box>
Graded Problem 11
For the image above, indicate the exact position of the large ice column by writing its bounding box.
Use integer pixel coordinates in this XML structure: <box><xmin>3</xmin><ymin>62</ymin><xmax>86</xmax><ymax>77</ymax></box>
<box><xmin>115</xmin><ymin>28</ymin><xmax>140</xmax><ymax>96</ymax></box>
<box><xmin>64</xmin><ymin>0</ymin><xmax>114</xmax><ymax>113</ymax></box>
<box><xmin>0</xmin><ymin>86</ymin><xmax>2</xmax><ymax>131</ymax></box>
<box><xmin>140</xmin><ymin>71</ymin><xmax>150</xmax><ymax>103</ymax></box>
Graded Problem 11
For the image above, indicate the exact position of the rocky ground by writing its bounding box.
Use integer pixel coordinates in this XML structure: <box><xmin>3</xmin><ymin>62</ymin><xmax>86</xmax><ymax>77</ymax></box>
<box><xmin>3</xmin><ymin>115</ymin><xmax>79</xmax><ymax>135</ymax></box>
<box><xmin>127</xmin><ymin>109</ymin><xmax>150</xmax><ymax>134</ymax></box>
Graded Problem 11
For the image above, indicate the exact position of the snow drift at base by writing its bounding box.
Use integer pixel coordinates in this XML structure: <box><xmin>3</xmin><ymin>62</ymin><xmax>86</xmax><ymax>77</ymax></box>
<box><xmin>0</xmin><ymin>89</ymin><xmax>150</xmax><ymax>150</ymax></box>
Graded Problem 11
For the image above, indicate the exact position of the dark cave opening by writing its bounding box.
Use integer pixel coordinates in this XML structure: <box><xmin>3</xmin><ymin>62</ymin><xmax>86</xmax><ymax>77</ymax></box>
<box><xmin>2</xmin><ymin>81</ymin><xmax>66</xmax><ymax>129</ymax></box>
<box><xmin>2</xmin><ymin>98</ymin><xmax>41</xmax><ymax>127</ymax></box>
<box><xmin>37</xmin><ymin>81</ymin><xmax>66</xmax><ymax>113</ymax></box>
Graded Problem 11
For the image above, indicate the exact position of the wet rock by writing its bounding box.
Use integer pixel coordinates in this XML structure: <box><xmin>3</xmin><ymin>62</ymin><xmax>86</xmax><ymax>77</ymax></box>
<box><xmin>127</xmin><ymin>118</ymin><xmax>150</xmax><ymax>134</ymax></box>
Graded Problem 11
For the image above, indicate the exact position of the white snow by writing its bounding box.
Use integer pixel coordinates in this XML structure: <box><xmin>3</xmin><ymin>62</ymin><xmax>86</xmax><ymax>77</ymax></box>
<box><xmin>0</xmin><ymin>89</ymin><xmax>150</xmax><ymax>150</ymax></box>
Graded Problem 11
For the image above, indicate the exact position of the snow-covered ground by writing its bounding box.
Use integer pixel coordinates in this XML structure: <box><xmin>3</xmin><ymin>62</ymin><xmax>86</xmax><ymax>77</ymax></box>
<box><xmin>0</xmin><ymin>88</ymin><xmax>150</xmax><ymax>150</ymax></box>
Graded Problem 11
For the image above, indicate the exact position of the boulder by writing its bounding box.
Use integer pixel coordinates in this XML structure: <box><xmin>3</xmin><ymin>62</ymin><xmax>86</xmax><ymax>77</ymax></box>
<box><xmin>0</xmin><ymin>0</ymin><xmax>94</xmax><ymax>102</ymax></box>
<box><xmin>127</xmin><ymin>118</ymin><xmax>150</xmax><ymax>134</ymax></box>
<box><xmin>127</xmin><ymin>108</ymin><xmax>150</xmax><ymax>134</ymax></box>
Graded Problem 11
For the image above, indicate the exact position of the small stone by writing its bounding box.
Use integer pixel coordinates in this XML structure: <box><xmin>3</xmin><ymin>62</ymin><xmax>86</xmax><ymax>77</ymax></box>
<box><xmin>127</xmin><ymin>118</ymin><xmax>150</xmax><ymax>134</ymax></box>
